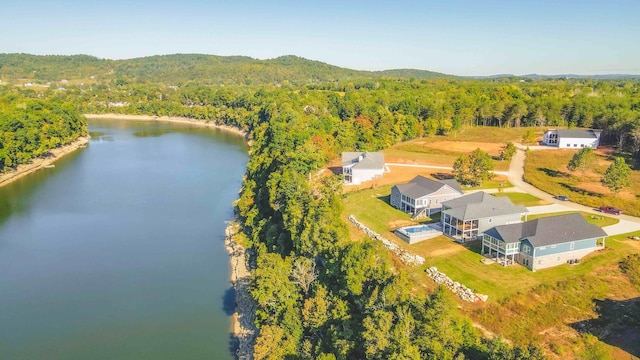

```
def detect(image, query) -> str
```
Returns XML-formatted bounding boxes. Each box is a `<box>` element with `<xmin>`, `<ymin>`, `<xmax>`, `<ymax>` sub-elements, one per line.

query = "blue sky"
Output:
<box><xmin>1</xmin><ymin>0</ymin><xmax>639</xmax><ymax>76</ymax></box>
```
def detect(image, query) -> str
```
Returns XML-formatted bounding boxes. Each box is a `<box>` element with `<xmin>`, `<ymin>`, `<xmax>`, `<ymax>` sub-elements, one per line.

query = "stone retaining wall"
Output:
<box><xmin>348</xmin><ymin>215</ymin><xmax>425</xmax><ymax>266</ymax></box>
<box><xmin>426</xmin><ymin>266</ymin><xmax>488</xmax><ymax>303</ymax></box>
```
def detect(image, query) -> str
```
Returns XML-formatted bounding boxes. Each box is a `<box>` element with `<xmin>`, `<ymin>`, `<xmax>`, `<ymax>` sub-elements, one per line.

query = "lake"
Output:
<box><xmin>0</xmin><ymin>118</ymin><xmax>248</xmax><ymax>359</ymax></box>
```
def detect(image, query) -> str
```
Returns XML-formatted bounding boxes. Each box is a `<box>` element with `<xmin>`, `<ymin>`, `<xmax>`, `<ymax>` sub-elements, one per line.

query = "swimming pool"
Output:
<box><xmin>395</xmin><ymin>224</ymin><xmax>441</xmax><ymax>244</ymax></box>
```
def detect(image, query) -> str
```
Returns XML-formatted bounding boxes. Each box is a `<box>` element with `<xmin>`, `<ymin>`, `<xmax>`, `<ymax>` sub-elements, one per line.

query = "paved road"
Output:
<box><xmin>508</xmin><ymin>147</ymin><xmax>640</xmax><ymax>235</ymax></box>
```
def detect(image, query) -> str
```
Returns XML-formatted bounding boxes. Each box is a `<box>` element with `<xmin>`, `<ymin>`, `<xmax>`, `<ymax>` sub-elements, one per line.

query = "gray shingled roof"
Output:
<box><xmin>556</xmin><ymin>129</ymin><xmax>599</xmax><ymax>139</ymax></box>
<box><xmin>485</xmin><ymin>213</ymin><xmax>607</xmax><ymax>247</ymax></box>
<box><xmin>342</xmin><ymin>152</ymin><xmax>385</xmax><ymax>170</ymax></box>
<box><xmin>442</xmin><ymin>191</ymin><xmax>527</xmax><ymax>220</ymax></box>
<box><xmin>440</xmin><ymin>179</ymin><xmax>463</xmax><ymax>193</ymax></box>
<box><xmin>393</xmin><ymin>176</ymin><xmax>463</xmax><ymax>199</ymax></box>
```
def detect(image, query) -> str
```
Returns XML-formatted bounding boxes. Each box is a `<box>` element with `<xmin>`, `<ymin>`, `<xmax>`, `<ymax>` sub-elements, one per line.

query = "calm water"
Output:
<box><xmin>0</xmin><ymin>119</ymin><xmax>248</xmax><ymax>359</ymax></box>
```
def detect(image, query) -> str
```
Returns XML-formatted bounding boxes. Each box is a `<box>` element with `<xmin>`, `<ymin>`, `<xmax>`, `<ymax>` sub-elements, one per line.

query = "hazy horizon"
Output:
<box><xmin>2</xmin><ymin>0</ymin><xmax>639</xmax><ymax>77</ymax></box>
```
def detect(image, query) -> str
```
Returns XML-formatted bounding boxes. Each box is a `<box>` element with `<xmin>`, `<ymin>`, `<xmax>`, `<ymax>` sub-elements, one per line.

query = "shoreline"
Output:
<box><xmin>0</xmin><ymin>135</ymin><xmax>91</xmax><ymax>189</ymax></box>
<box><xmin>83</xmin><ymin>113</ymin><xmax>249</xmax><ymax>140</ymax></box>
<box><xmin>224</xmin><ymin>221</ymin><xmax>257</xmax><ymax>360</ymax></box>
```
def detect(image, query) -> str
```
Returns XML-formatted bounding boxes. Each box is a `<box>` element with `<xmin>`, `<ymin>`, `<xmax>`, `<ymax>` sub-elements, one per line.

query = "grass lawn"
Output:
<box><xmin>438</xmin><ymin>126</ymin><xmax>541</xmax><ymax>144</ymax></box>
<box><xmin>525</xmin><ymin>211</ymin><xmax>620</xmax><ymax>227</ymax></box>
<box><xmin>524</xmin><ymin>149</ymin><xmax>640</xmax><ymax>216</ymax></box>
<box><xmin>493</xmin><ymin>191</ymin><xmax>548</xmax><ymax>206</ymax></box>
<box><xmin>343</xmin><ymin>186</ymin><xmax>624</xmax><ymax>302</ymax></box>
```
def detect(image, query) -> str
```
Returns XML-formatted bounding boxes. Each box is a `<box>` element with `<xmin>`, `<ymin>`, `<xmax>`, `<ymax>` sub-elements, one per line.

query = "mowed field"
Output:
<box><xmin>524</xmin><ymin>147</ymin><xmax>640</xmax><ymax>216</ymax></box>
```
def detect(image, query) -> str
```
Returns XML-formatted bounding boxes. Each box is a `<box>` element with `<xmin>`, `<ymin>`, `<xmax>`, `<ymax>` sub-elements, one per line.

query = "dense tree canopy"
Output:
<box><xmin>0</xmin><ymin>87</ymin><xmax>87</xmax><ymax>172</ymax></box>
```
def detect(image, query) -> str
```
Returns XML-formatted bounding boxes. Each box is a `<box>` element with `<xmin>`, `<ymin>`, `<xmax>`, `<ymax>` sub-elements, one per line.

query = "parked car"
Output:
<box><xmin>555</xmin><ymin>195</ymin><xmax>569</xmax><ymax>201</ymax></box>
<box><xmin>599</xmin><ymin>206</ymin><xmax>622</xmax><ymax>215</ymax></box>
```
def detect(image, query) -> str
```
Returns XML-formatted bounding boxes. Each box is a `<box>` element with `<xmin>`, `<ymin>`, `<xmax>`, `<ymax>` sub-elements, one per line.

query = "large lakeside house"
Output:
<box><xmin>542</xmin><ymin>129</ymin><xmax>602</xmax><ymax>149</ymax></box>
<box><xmin>390</xmin><ymin>176</ymin><xmax>463</xmax><ymax>218</ymax></box>
<box><xmin>441</xmin><ymin>192</ymin><xmax>528</xmax><ymax>243</ymax></box>
<box><xmin>342</xmin><ymin>152</ymin><xmax>385</xmax><ymax>185</ymax></box>
<box><xmin>481</xmin><ymin>213</ymin><xmax>607</xmax><ymax>271</ymax></box>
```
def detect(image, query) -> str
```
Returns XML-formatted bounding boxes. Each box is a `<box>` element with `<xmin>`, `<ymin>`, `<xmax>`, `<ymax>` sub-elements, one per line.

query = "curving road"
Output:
<box><xmin>508</xmin><ymin>147</ymin><xmax>640</xmax><ymax>236</ymax></box>
<box><xmin>385</xmin><ymin>147</ymin><xmax>640</xmax><ymax>236</ymax></box>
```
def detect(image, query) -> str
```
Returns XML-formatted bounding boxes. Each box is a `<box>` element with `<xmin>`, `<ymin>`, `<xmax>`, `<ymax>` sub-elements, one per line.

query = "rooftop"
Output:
<box><xmin>484</xmin><ymin>213</ymin><xmax>607</xmax><ymax>247</ymax></box>
<box><xmin>342</xmin><ymin>152</ymin><xmax>385</xmax><ymax>170</ymax></box>
<box><xmin>393</xmin><ymin>175</ymin><xmax>463</xmax><ymax>199</ymax></box>
<box><xmin>442</xmin><ymin>191</ymin><xmax>528</xmax><ymax>220</ymax></box>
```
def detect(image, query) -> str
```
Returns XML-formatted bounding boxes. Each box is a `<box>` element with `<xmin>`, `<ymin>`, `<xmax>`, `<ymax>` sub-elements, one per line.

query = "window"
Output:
<box><xmin>570</xmin><ymin>242</ymin><xmax>575</xmax><ymax>250</ymax></box>
<box><xmin>488</xmin><ymin>218</ymin><xmax>492</xmax><ymax>223</ymax></box>
<box><xmin>522</xmin><ymin>244</ymin><xmax>531</xmax><ymax>254</ymax></box>
<box><xmin>574</xmin><ymin>144</ymin><xmax>578</xmax><ymax>147</ymax></box>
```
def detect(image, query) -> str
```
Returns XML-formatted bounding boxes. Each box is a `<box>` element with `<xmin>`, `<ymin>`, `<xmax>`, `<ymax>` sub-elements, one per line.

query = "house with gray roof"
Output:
<box><xmin>441</xmin><ymin>192</ymin><xmax>528</xmax><ymax>242</ymax></box>
<box><xmin>390</xmin><ymin>175</ymin><xmax>463</xmax><ymax>217</ymax></box>
<box><xmin>342</xmin><ymin>152</ymin><xmax>385</xmax><ymax>185</ymax></box>
<box><xmin>482</xmin><ymin>213</ymin><xmax>606</xmax><ymax>271</ymax></box>
<box><xmin>542</xmin><ymin>129</ymin><xmax>602</xmax><ymax>149</ymax></box>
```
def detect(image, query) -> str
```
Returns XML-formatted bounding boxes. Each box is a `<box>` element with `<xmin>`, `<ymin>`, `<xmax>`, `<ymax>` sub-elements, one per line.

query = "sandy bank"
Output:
<box><xmin>0</xmin><ymin>135</ymin><xmax>91</xmax><ymax>189</ymax></box>
<box><xmin>225</xmin><ymin>222</ymin><xmax>257</xmax><ymax>360</ymax></box>
<box><xmin>83</xmin><ymin>114</ymin><xmax>249</xmax><ymax>139</ymax></box>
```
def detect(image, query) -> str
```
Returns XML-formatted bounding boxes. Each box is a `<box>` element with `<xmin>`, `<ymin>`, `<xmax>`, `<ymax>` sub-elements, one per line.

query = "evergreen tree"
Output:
<box><xmin>602</xmin><ymin>157</ymin><xmax>632</xmax><ymax>194</ymax></box>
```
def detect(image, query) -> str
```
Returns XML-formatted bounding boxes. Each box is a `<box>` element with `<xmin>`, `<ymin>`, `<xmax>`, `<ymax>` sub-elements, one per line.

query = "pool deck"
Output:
<box><xmin>395</xmin><ymin>224</ymin><xmax>442</xmax><ymax>244</ymax></box>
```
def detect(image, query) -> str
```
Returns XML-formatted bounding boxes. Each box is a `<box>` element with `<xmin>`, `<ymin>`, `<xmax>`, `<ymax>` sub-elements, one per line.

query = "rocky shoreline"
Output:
<box><xmin>225</xmin><ymin>221</ymin><xmax>257</xmax><ymax>360</ymax></box>
<box><xmin>0</xmin><ymin>135</ymin><xmax>91</xmax><ymax>188</ymax></box>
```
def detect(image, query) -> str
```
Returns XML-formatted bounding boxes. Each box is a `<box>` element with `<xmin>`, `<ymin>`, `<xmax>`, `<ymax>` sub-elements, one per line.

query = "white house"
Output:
<box><xmin>390</xmin><ymin>176</ymin><xmax>463</xmax><ymax>217</ymax></box>
<box><xmin>342</xmin><ymin>152</ymin><xmax>385</xmax><ymax>185</ymax></box>
<box><xmin>542</xmin><ymin>129</ymin><xmax>602</xmax><ymax>149</ymax></box>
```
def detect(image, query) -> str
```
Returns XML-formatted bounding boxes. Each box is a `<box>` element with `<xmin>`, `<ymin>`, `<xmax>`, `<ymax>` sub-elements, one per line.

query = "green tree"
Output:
<box><xmin>567</xmin><ymin>147</ymin><xmax>596</xmax><ymax>180</ymax></box>
<box><xmin>602</xmin><ymin>157</ymin><xmax>632</xmax><ymax>194</ymax></box>
<box><xmin>500</xmin><ymin>142</ymin><xmax>517</xmax><ymax>161</ymax></box>
<box><xmin>453</xmin><ymin>148</ymin><xmax>495</xmax><ymax>186</ymax></box>
<box><xmin>522</xmin><ymin>128</ymin><xmax>537</xmax><ymax>145</ymax></box>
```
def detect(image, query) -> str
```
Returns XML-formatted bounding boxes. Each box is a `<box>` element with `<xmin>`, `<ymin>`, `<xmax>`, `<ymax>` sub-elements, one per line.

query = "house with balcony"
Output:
<box><xmin>542</xmin><ymin>129</ymin><xmax>602</xmax><ymax>149</ymax></box>
<box><xmin>390</xmin><ymin>176</ymin><xmax>463</xmax><ymax>218</ymax></box>
<box><xmin>342</xmin><ymin>152</ymin><xmax>385</xmax><ymax>185</ymax></box>
<box><xmin>482</xmin><ymin>213</ymin><xmax>607</xmax><ymax>271</ymax></box>
<box><xmin>441</xmin><ymin>192</ymin><xmax>527</xmax><ymax>242</ymax></box>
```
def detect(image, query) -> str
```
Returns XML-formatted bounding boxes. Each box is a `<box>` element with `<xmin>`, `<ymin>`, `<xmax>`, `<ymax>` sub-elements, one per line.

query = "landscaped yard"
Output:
<box><xmin>493</xmin><ymin>191</ymin><xmax>549</xmax><ymax>206</ymax></box>
<box><xmin>342</xmin><ymin>178</ymin><xmax>640</xmax><ymax>358</ymax></box>
<box><xmin>524</xmin><ymin>148</ymin><xmax>640</xmax><ymax>216</ymax></box>
<box><xmin>342</xmin><ymin>185</ymin><xmax>625</xmax><ymax>302</ymax></box>
<box><xmin>525</xmin><ymin>210</ymin><xmax>620</xmax><ymax>227</ymax></box>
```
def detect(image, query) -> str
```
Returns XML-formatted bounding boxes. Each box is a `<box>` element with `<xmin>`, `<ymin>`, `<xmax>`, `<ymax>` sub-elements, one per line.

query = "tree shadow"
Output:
<box><xmin>559</xmin><ymin>183</ymin><xmax>604</xmax><ymax>198</ymax></box>
<box><xmin>570</xmin><ymin>297</ymin><xmax>640</xmax><ymax>358</ymax></box>
<box><xmin>538</xmin><ymin>167</ymin><xmax>571</xmax><ymax>178</ymax></box>
<box><xmin>432</xmin><ymin>172</ymin><xmax>455</xmax><ymax>180</ymax></box>
<box><xmin>222</xmin><ymin>287</ymin><xmax>235</xmax><ymax>316</ymax></box>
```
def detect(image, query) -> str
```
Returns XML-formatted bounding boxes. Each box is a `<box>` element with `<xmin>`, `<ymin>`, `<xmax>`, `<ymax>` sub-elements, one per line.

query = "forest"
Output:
<box><xmin>0</xmin><ymin>86</ymin><xmax>86</xmax><ymax>173</ymax></box>
<box><xmin>1</xmin><ymin>54</ymin><xmax>640</xmax><ymax>358</ymax></box>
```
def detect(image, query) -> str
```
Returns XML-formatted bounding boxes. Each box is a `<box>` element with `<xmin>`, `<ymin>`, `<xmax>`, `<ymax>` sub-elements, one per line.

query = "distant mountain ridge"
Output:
<box><xmin>1</xmin><ymin>53</ymin><xmax>637</xmax><ymax>85</ymax></box>
<box><xmin>0</xmin><ymin>53</ymin><xmax>451</xmax><ymax>86</ymax></box>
